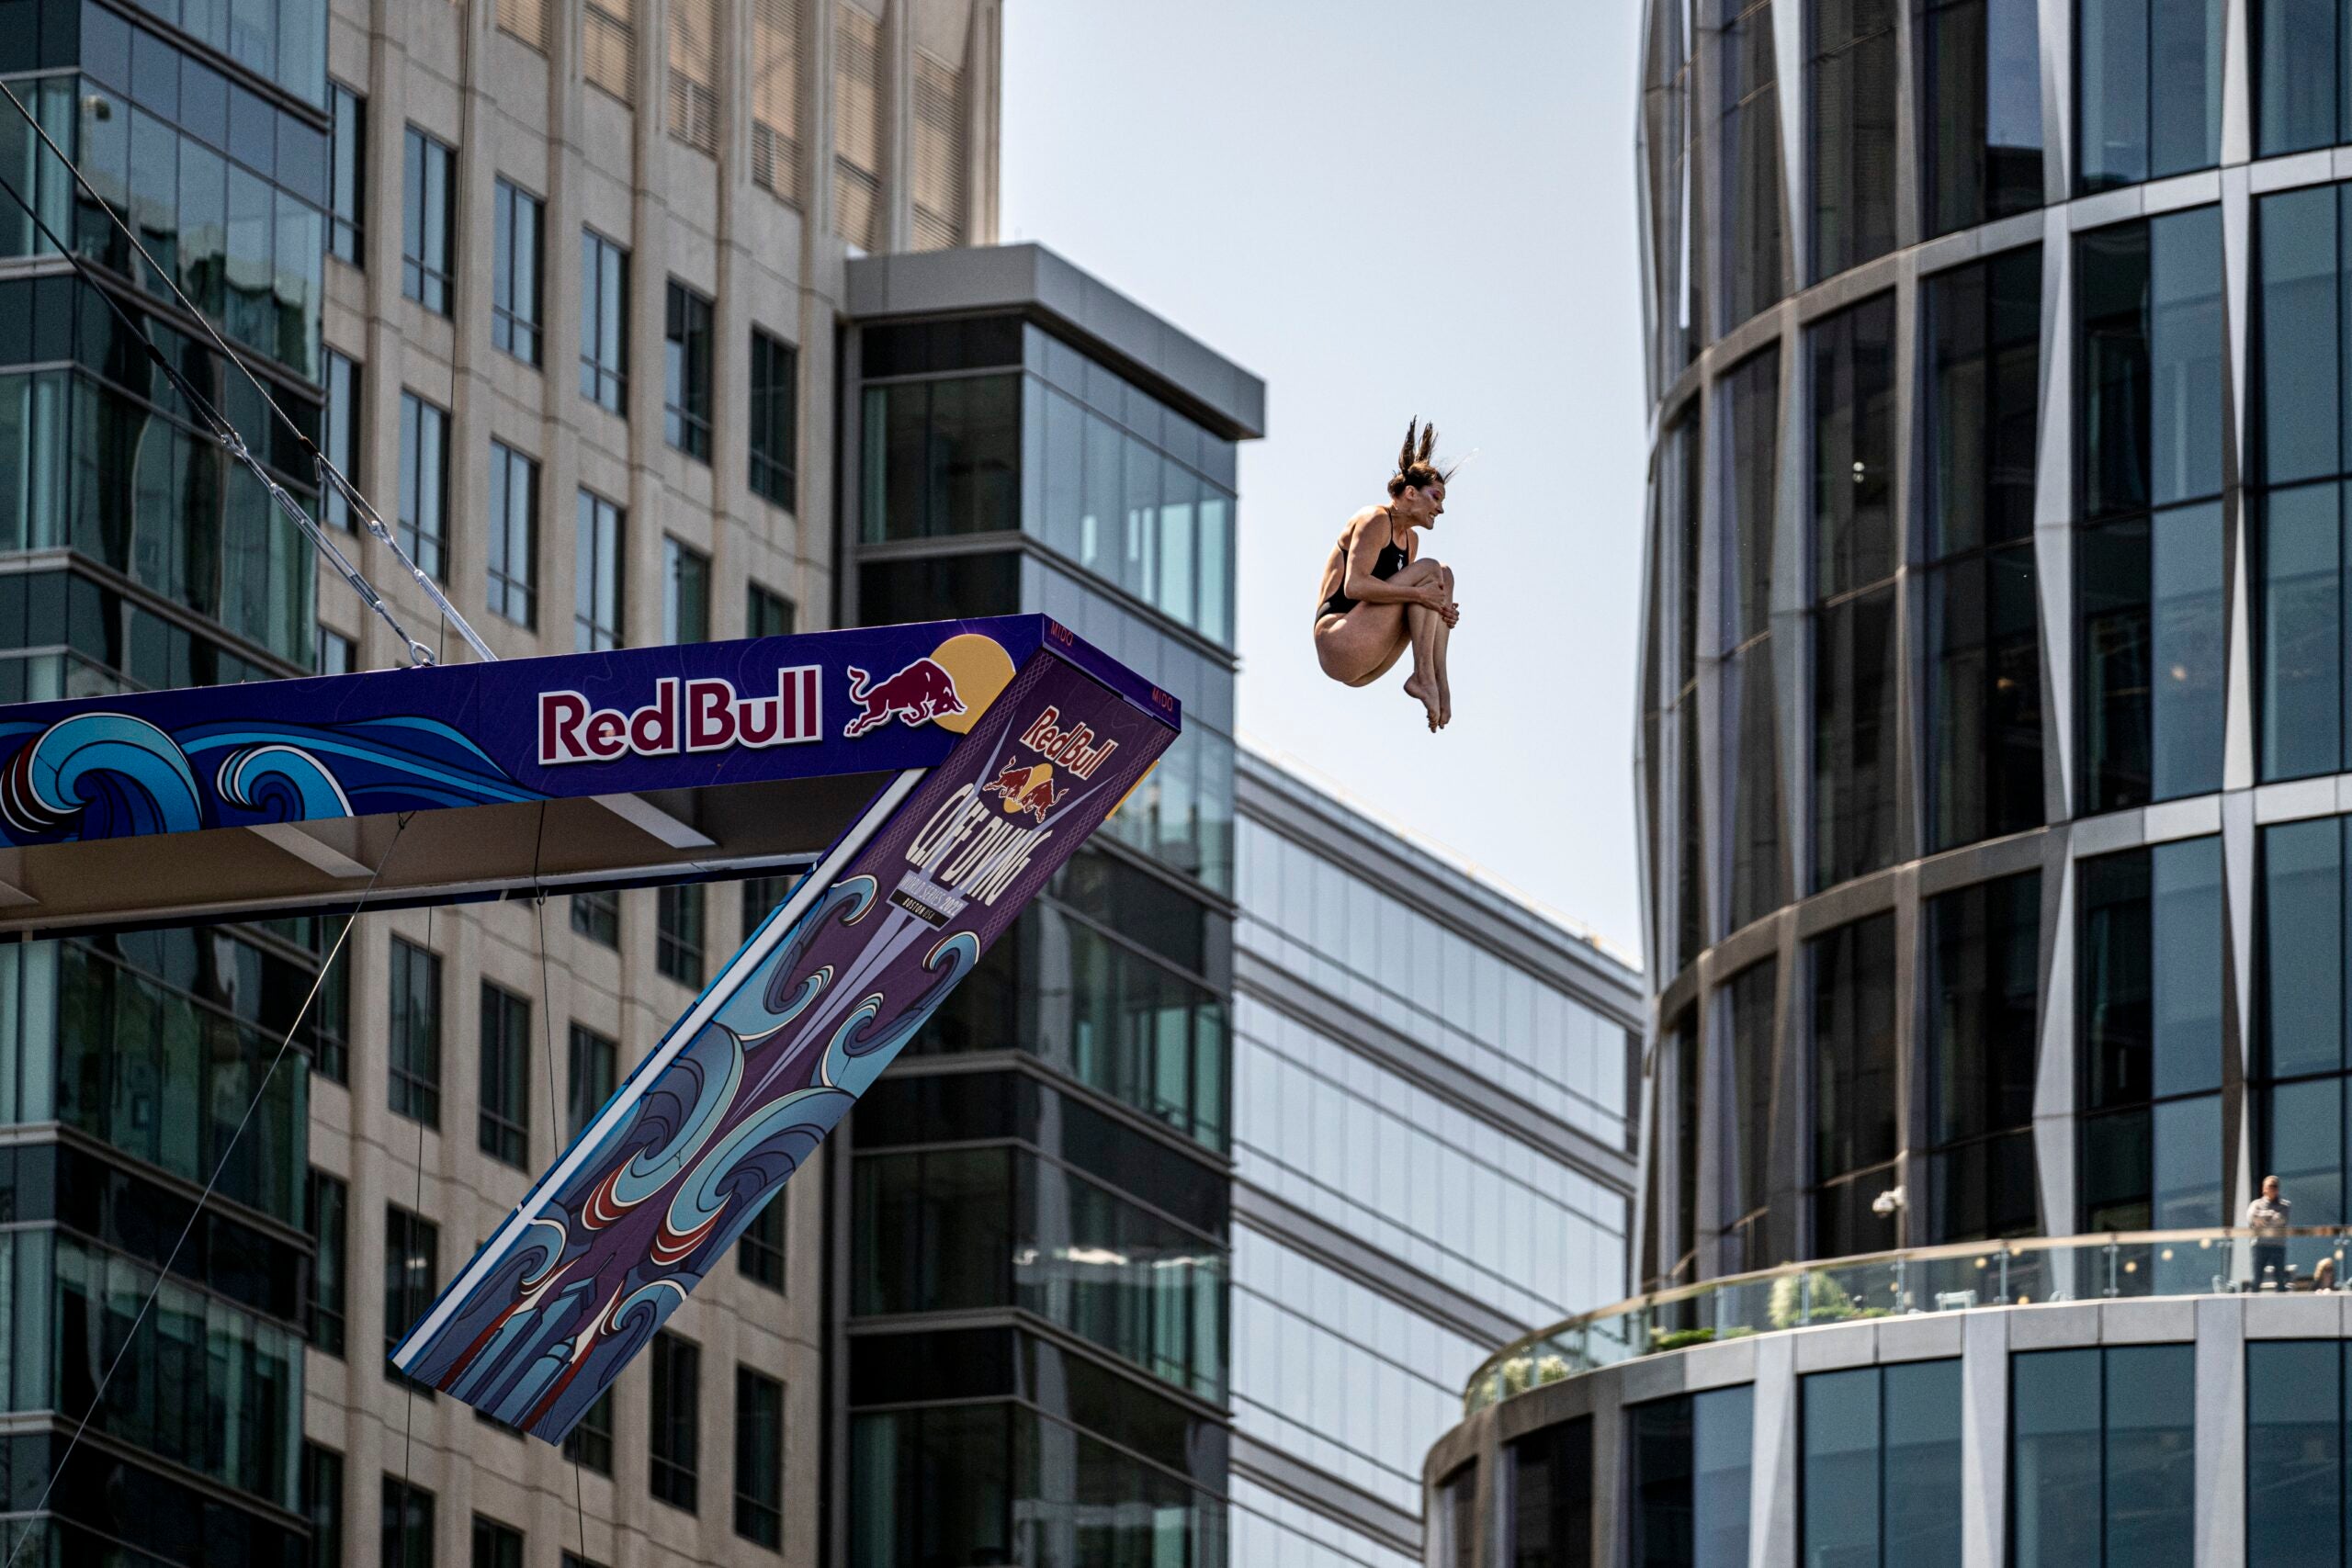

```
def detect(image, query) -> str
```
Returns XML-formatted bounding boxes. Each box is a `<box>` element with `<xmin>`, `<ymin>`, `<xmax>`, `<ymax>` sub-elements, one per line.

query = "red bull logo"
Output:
<box><xmin>982</xmin><ymin>761</ymin><xmax>1068</xmax><ymax>825</ymax></box>
<box><xmin>843</xmin><ymin>659</ymin><xmax>966</xmax><ymax>739</ymax></box>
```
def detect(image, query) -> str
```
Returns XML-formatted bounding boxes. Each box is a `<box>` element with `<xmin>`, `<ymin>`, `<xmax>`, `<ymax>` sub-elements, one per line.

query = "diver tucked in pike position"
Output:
<box><xmin>1313</xmin><ymin>420</ymin><xmax>1461</xmax><ymax>732</ymax></box>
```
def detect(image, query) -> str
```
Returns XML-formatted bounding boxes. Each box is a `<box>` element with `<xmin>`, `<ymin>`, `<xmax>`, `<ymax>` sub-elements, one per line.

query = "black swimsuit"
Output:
<box><xmin>1319</xmin><ymin>522</ymin><xmax>1408</xmax><ymax>619</ymax></box>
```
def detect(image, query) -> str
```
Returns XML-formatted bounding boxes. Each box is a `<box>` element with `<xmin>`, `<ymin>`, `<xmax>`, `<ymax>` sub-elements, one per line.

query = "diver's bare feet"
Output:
<box><xmin>1404</xmin><ymin>672</ymin><xmax>1442</xmax><ymax>732</ymax></box>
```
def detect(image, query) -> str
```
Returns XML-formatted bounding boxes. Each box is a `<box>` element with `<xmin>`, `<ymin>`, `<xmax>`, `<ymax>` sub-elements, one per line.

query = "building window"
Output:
<box><xmin>317</xmin><ymin>626</ymin><xmax>355</xmax><ymax>677</ymax></box>
<box><xmin>398</xmin><ymin>392</ymin><xmax>450</xmax><ymax>584</ymax></box>
<box><xmin>734</xmin><ymin>1366</ymin><xmax>785</xmax><ymax>1549</ymax></box>
<box><xmin>307</xmin><ymin>1168</ymin><xmax>347</xmax><ymax>1355</ymax></box>
<box><xmin>747</xmin><ymin>581</ymin><xmax>796</xmax><ymax>638</ymax></box>
<box><xmin>1918</xmin><ymin>0</ymin><xmax>2042</xmax><ymax>237</ymax></box>
<box><xmin>738</xmin><ymin>1198</ymin><xmax>786</xmax><ymax>1289</ymax></box>
<box><xmin>860</xmin><ymin>376</ymin><xmax>1022</xmax><ymax>541</ymax></box>
<box><xmin>329</xmin><ymin>84</ymin><xmax>365</xmax><ymax>265</ymax></box>
<box><xmin>388</xmin><ymin>936</ymin><xmax>443</xmax><ymax>1127</ymax></box>
<box><xmin>750</xmin><ymin>329</ymin><xmax>798</xmax><ymax>508</ymax></box>
<box><xmin>1720</xmin><ymin>346</ymin><xmax>1783</xmax><ymax>932</ymax></box>
<box><xmin>1801</xmin><ymin>1361</ymin><xmax>1962</xmax><ymax>1568</ymax></box>
<box><xmin>650</xmin><ymin>1330</ymin><xmax>701</xmax><ymax>1512</ymax></box>
<box><xmin>571</xmin><ymin>888</ymin><xmax>620</xmax><ymax>948</ymax></box>
<box><xmin>1718</xmin><ymin>0</ymin><xmax>1787</xmax><ymax>333</ymax></box>
<box><xmin>497</xmin><ymin>0</ymin><xmax>552</xmax><ymax>50</ymax></box>
<box><xmin>2255</xmin><ymin>0</ymin><xmax>2346</xmax><ymax>155</ymax></box>
<box><xmin>1806</xmin><ymin>0</ymin><xmax>1895</xmax><ymax>283</ymax></box>
<box><xmin>576</xmin><ymin>491</ymin><xmax>625</xmax><ymax>651</ymax></box>
<box><xmin>669</xmin><ymin>0</ymin><xmax>720</xmax><ymax>152</ymax></box>
<box><xmin>658</xmin><ymin>884</ymin><xmax>706</xmax><ymax>987</ymax></box>
<box><xmin>2011</xmin><ymin>1345</ymin><xmax>2194</xmax><ymax>1563</ymax></box>
<box><xmin>1432</xmin><ymin>1464</ymin><xmax>1477</xmax><ymax>1568</ymax></box>
<box><xmin>2077</xmin><ymin>0</ymin><xmax>2222</xmax><ymax>191</ymax></box>
<box><xmin>564</xmin><ymin>1391</ymin><xmax>616</xmax><ymax>1475</ymax></box>
<box><xmin>584</xmin><ymin>0</ymin><xmax>636</xmax><ymax>103</ymax></box>
<box><xmin>1630</xmin><ymin>1386</ymin><xmax>1753</xmax><ymax>1568</ymax></box>
<box><xmin>1923</xmin><ymin>248</ymin><xmax>2044</xmax><ymax>852</ymax></box>
<box><xmin>581</xmin><ymin>229</ymin><xmax>630</xmax><ymax>413</ymax></box>
<box><xmin>665</xmin><ymin>536</ymin><xmax>711</xmax><ymax>644</ymax></box>
<box><xmin>569</xmin><ymin>1023</ymin><xmax>617</xmax><ymax>1140</ymax></box>
<box><xmin>478</xmin><ymin>982</ymin><xmax>531</xmax><ymax>1169</ymax></box>
<box><xmin>322</xmin><ymin>349</ymin><xmax>361</xmax><ymax>531</ymax></box>
<box><xmin>2256</xmin><ymin>817</ymin><xmax>2352</xmax><ymax>1278</ymax></box>
<box><xmin>2256</xmin><ymin>183</ymin><xmax>2352</xmax><ymax>782</ymax></box>
<box><xmin>487</xmin><ymin>441</ymin><xmax>538</xmax><ymax>628</ymax></box>
<box><xmin>741</xmin><ymin>874</ymin><xmax>794</xmax><ymax>936</ymax></box>
<box><xmin>752</xmin><ymin>0</ymin><xmax>803</xmax><ymax>201</ymax></box>
<box><xmin>663</xmin><ymin>281</ymin><xmax>714</xmax><ymax>459</ymax></box>
<box><xmin>2078</xmin><ymin>839</ymin><xmax>2224</xmax><ymax>1254</ymax></box>
<box><xmin>834</xmin><ymin>0</ymin><xmax>886</xmax><ymax>248</ymax></box>
<box><xmin>1661</xmin><ymin>1009</ymin><xmax>1701</xmax><ymax>1286</ymax></box>
<box><xmin>470</xmin><ymin>1517</ymin><xmax>522</xmax><ymax>1568</ymax></box>
<box><xmin>1924</xmin><ymin>871</ymin><xmax>2041</xmax><ymax>1243</ymax></box>
<box><xmin>302</xmin><ymin>1442</ymin><xmax>343</xmax><ymax>1568</ymax></box>
<box><xmin>401</xmin><ymin>126</ymin><xmax>455</xmax><ymax>314</ymax></box>
<box><xmin>2078</xmin><ymin>209</ymin><xmax>2226</xmax><ymax>813</ymax></box>
<box><xmin>1807</xmin><ymin>913</ymin><xmax>1898</xmax><ymax>1259</ymax></box>
<box><xmin>492</xmin><ymin>179</ymin><xmax>544</xmax><ymax>367</ymax></box>
<box><xmin>384</xmin><ymin>1203</ymin><xmax>439</xmax><ymax>1371</ymax></box>
<box><xmin>1661</xmin><ymin>411</ymin><xmax>1704</xmax><ymax>970</ymax></box>
<box><xmin>2246</xmin><ymin>1340</ymin><xmax>2352</xmax><ymax>1559</ymax></box>
<box><xmin>381</xmin><ymin>1477</ymin><xmax>435</xmax><ymax>1568</ymax></box>
<box><xmin>1720</xmin><ymin>959</ymin><xmax>1779</xmax><ymax>1270</ymax></box>
<box><xmin>1505</xmin><ymin>1417</ymin><xmax>1590</xmax><ymax>1567</ymax></box>
<box><xmin>1810</xmin><ymin>291</ymin><xmax>1898</xmax><ymax>892</ymax></box>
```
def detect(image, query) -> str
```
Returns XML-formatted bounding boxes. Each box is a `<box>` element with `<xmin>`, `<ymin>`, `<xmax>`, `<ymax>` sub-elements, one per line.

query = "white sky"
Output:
<box><xmin>1001</xmin><ymin>0</ymin><xmax>1654</xmax><ymax>963</ymax></box>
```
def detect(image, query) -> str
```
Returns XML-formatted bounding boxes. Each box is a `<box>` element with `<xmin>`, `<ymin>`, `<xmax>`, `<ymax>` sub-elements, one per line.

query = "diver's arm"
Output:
<box><xmin>1340</xmin><ymin>514</ymin><xmax>1444</xmax><ymax>608</ymax></box>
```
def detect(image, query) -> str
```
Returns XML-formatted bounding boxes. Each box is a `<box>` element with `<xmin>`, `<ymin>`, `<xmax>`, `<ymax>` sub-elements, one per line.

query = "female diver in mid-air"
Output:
<box><xmin>1314</xmin><ymin>419</ymin><xmax>1460</xmax><ymax>731</ymax></box>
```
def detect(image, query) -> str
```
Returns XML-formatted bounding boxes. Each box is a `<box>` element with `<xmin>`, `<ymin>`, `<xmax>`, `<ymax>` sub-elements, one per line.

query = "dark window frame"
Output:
<box><xmin>750</xmin><ymin>327</ymin><xmax>798</xmax><ymax>509</ymax></box>
<box><xmin>388</xmin><ymin>935</ymin><xmax>444</xmax><ymax>1127</ymax></box>
<box><xmin>397</xmin><ymin>389</ymin><xmax>450</xmax><ymax>584</ymax></box>
<box><xmin>328</xmin><ymin>83</ymin><xmax>366</xmax><ymax>265</ymax></box>
<box><xmin>650</xmin><ymin>1330</ymin><xmax>702</xmax><ymax>1513</ymax></box>
<box><xmin>306</xmin><ymin>1167</ymin><xmax>348</xmax><ymax>1355</ymax></box>
<box><xmin>580</xmin><ymin>228</ymin><xmax>630</xmax><ymax>414</ymax></box>
<box><xmin>734</xmin><ymin>1365</ymin><xmax>785</xmax><ymax>1549</ymax></box>
<box><xmin>492</xmin><ymin>176</ymin><xmax>545</xmax><ymax>367</ymax></box>
<box><xmin>478</xmin><ymin>980</ymin><xmax>531</xmax><ymax>1169</ymax></box>
<box><xmin>664</xmin><ymin>278</ymin><xmax>715</xmax><ymax>460</ymax></box>
<box><xmin>401</xmin><ymin>124</ymin><xmax>455</xmax><ymax>314</ymax></box>
<box><xmin>487</xmin><ymin>439</ymin><xmax>539</xmax><ymax>628</ymax></box>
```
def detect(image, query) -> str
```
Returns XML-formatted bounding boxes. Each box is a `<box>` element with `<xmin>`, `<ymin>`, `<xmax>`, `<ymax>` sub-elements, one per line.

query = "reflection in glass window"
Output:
<box><xmin>387</xmin><ymin>936</ymin><xmax>442</xmax><ymax>1127</ymax></box>
<box><xmin>307</xmin><ymin>1167</ymin><xmax>347</xmax><ymax>1355</ymax></box>
<box><xmin>303</xmin><ymin>1442</ymin><xmax>343</xmax><ymax>1568</ymax></box>
<box><xmin>1718</xmin><ymin>0</ymin><xmax>1786</xmax><ymax>332</ymax></box>
<box><xmin>1506</xmin><ymin>1417</ymin><xmax>1591</xmax><ymax>1568</ymax></box>
<box><xmin>322</xmin><ymin>348</ymin><xmax>361</xmax><ymax>531</ymax></box>
<box><xmin>2011</xmin><ymin>1346</ymin><xmax>2193</xmax><ymax>1567</ymax></box>
<box><xmin>1811</xmin><ymin>291</ymin><xmax>1896</xmax><ymax>602</ymax></box>
<box><xmin>2247</xmin><ymin>1340</ymin><xmax>2351</xmax><ymax>1562</ymax></box>
<box><xmin>2076</xmin><ymin>0</ymin><xmax>2222</xmax><ymax>191</ymax></box>
<box><xmin>1813</xmin><ymin>587</ymin><xmax>1899</xmax><ymax>890</ymax></box>
<box><xmin>1720</xmin><ymin>346</ymin><xmax>1783</xmax><ymax>930</ymax></box>
<box><xmin>492</xmin><ymin>178</ymin><xmax>543</xmax><ymax>366</ymax></box>
<box><xmin>1630</xmin><ymin>1386</ymin><xmax>1752</xmax><ymax>1568</ymax></box>
<box><xmin>568</xmin><ymin>1023</ymin><xmax>616</xmax><ymax>1140</ymax></box>
<box><xmin>750</xmin><ymin>328</ymin><xmax>798</xmax><ymax>509</ymax></box>
<box><xmin>2256</xmin><ymin>185</ymin><xmax>2352</xmax><ymax>781</ymax></box>
<box><xmin>1720</xmin><ymin>959</ymin><xmax>1779</xmax><ymax>1271</ymax></box>
<box><xmin>1806</xmin><ymin>0</ymin><xmax>1896</xmax><ymax>284</ymax></box>
<box><xmin>1923</xmin><ymin>248</ymin><xmax>2043</xmax><ymax>851</ymax></box>
<box><xmin>747</xmin><ymin>581</ymin><xmax>796</xmax><ymax>638</ymax></box>
<box><xmin>2256</xmin><ymin>818</ymin><xmax>2352</xmax><ymax>1259</ymax></box>
<box><xmin>1808</xmin><ymin>914</ymin><xmax>1898</xmax><ymax>1258</ymax></box>
<box><xmin>487</xmin><ymin>440</ymin><xmax>537</xmax><ymax>627</ymax></box>
<box><xmin>664</xmin><ymin>279</ymin><xmax>714</xmax><ymax>460</ymax></box>
<box><xmin>476</xmin><ymin>981</ymin><xmax>530</xmax><ymax>1169</ymax></box>
<box><xmin>2256</xmin><ymin>0</ymin><xmax>2352</xmax><ymax>155</ymax></box>
<box><xmin>401</xmin><ymin>125</ymin><xmax>454</xmax><ymax>314</ymax></box>
<box><xmin>575</xmin><ymin>490</ymin><xmax>625</xmax><ymax>651</ymax></box>
<box><xmin>328</xmin><ymin>83</ymin><xmax>364</xmax><ymax>265</ymax></box>
<box><xmin>1924</xmin><ymin>871</ymin><xmax>2041</xmax><ymax>1241</ymax></box>
<box><xmin>1802</xmin><ymin>1361</ymin><xmax>1962</xmax><ymax>1568</ymax></box>
<box><xmin>734</xmin><ymin>1366</ymin><xmax>785</xmax><ymax>1549</ymax></box>
<box><xmin>657</xmin><ymin>883</ymin><xmax>705</xmax><ymax>987</ymax></box>
<box><xmin>381</xmin><ymin>1477</ymin><xmax>435</xmax><ymax>1568</ymax></box>
<box><xmin>863</xmin><ymin>376</ymin><xmax>1021</xmax><ymax>540</ymax></box>
<box><xmin>2078</xmin><ymin>210</ymin><xmax>2226</xmax><ymax>811</ymax></box>
<box><xmin>580</xmin><ymin>229</ymin><xmax>629</xmax><ymax>413</ymax></box>
<box><xmin>649</xmin><ymin>1330</ymin><xmax>701</xmax><ymax>1512</ymax></box>
<box><xmin>1919</xmin><ymin>0</ymin><xmax>2042</xmax><ymax>237</ymax></box>
<box><xmin>383</xmin><ymin>1203</ymin><xmax>439</xmax><ymax>1369</ymax></box>
<box><xmin>664</xmin><ymin>536</ymin><xmax>710</xmax><ymax>644</ymax></box>
<box><xmin>396</xmin><ymin>391</ymin><xmax>448</xmax><ymax>583</ymax></box>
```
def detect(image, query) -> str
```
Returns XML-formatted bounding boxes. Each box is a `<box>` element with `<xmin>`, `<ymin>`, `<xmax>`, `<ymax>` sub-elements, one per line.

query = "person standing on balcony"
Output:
<box><xmin>2248</xmin><ymin>1174</ymin><xmax>2292</xmax><ymax>1289</ymax></box>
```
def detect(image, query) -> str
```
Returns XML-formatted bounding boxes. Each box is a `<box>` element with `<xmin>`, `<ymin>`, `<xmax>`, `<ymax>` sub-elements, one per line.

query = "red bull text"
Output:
<box><xmin>538</xmin><ymin>668</ymin><xmax>821</xmax><ymax>765</ymax></box>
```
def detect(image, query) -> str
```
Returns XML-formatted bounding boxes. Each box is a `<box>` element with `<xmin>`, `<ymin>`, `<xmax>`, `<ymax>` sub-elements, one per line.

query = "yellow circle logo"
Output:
<box><xmin>926</xmin><ymin>634</ymin><xmax>1016</xmax><ymax>733</ymax></box>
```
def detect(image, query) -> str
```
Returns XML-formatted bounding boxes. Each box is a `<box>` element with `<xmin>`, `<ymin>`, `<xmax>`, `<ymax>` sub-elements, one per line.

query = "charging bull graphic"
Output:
<box><xmin>843</xmin><ymin>658</ymin><xmax>966</xmax><ymax>739</ymax></box>
<box><xmin>982</xmin><ymin>761</ymin><xmax>1068</xmax><ymax>825</ymax></box>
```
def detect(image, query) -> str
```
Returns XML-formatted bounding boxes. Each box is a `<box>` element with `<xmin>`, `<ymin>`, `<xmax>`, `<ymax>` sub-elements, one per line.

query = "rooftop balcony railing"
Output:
<box><xmin>1464</xmin><ymin>1227</ymin><xmax>2352</xmax><ymax>1415</ymax></box>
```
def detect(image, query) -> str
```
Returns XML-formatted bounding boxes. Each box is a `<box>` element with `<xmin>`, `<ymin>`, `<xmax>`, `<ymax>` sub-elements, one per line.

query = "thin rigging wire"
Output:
<box><xmin>0</xmin><ymin>77</ymin><xmax>492</xmax><ymax>665</ymax></box>
<box><xmin>0</xmin><ymin>152</ymin><xmax>438</xmax><ymax>669</ymax></box>
<box><xmin>0</xmin><ymin>814</ymin><xmax>414</xmax><ymax>1568</ymax></box>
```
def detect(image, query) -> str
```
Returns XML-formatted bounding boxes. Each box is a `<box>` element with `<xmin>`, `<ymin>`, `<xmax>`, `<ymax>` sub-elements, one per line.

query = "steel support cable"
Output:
<box><xmin>0</xmin><ymin>77</ymin><xmax>493</xmax><ymax>665</ymax></box>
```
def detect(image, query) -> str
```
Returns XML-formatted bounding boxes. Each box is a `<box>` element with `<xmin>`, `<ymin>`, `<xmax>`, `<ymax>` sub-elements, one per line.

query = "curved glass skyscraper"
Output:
<box><xmin>1627</xmin><ymin>0</ymin><xmax>2301</xmax><ymax>1286</ymax></box>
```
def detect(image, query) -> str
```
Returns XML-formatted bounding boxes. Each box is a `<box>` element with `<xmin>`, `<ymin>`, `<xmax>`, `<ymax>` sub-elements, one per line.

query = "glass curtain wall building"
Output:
<box><xmin>1229</xmin><ymin>750</ymin><xmax>1641</xmax><ymax>1567</ymax></box>
<box><xmin>1630</xmin><ymin>0</ymin><xmax>2254</xmax><ymax>1290</ymax></box>
<box><xmin>0</xmin><ymin>0</ymin><xmax>1002</xmax><ymax>1566</ymax></box>
<box><xmin>837</xmin><ymin>243</ymin><xmax>1261</xmax><ymax>1568</ymax></box>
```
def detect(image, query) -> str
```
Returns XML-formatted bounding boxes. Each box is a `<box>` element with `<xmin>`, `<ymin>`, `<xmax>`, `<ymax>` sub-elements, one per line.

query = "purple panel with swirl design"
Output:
<box><xmin>388</xmin><ymin>645</ymin><xmax>1175</xmax><ymax>1440</ymax></box>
